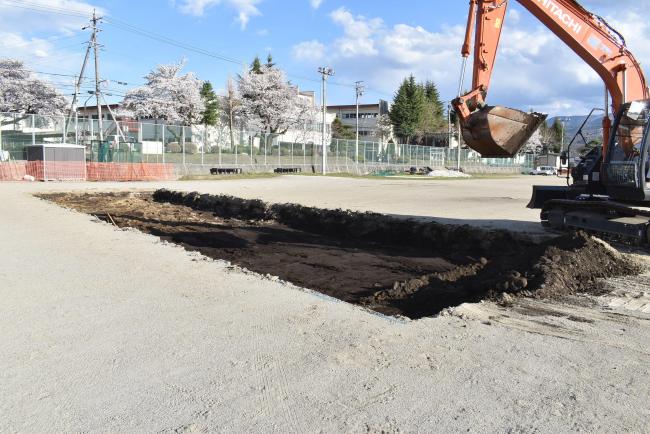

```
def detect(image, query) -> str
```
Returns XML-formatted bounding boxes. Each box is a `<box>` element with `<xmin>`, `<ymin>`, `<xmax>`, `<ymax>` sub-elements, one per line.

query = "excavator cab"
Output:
<box><xmin>603</xmin><ymin>100</ymin><xmax>650</xmax><ymax>202</ymax></box>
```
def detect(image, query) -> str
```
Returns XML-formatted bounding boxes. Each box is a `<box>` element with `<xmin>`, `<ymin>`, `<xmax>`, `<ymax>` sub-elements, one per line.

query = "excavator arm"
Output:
<box><xmin>453</xmin><ymin>0</ymin><xmax>649</xmax><ymax>158</ymax></box>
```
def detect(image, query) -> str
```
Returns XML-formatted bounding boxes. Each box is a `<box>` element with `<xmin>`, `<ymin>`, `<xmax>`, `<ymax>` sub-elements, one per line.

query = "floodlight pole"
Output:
<box><xmin>355</xmin><ymin>81</ymin><xmax>365</xmax><ymax>163</ymax></box>
<box><xmin>319</xmin><ymin>66</ymin><xmax>334</xmax><ymax>175</ymax></box>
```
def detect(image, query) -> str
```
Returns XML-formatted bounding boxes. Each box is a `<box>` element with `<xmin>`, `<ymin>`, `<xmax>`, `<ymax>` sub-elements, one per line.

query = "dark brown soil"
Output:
<box><xmin>39</xmin><ymin>190</ymin><xmax>642</xmax><ymax>319</ymax></box>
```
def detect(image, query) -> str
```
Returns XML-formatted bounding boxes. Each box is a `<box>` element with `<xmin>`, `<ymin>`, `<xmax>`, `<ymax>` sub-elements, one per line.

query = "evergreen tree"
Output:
<box><xmin>550</xmin><ymin>119</ymin><xmax>565</xmax><ymax>152</ymax></box>
<box><xmin>266</xmin><ymin>54</ymin><xmax>275</xmax><ymax>68</ymax></box>
<box><xmin>331</xmin><ymin>117</ymin><xmax>355</xmax><ymax>140</ymax></box>
<box><xmin>423</xmin><ymin>81</ymin><xmax>444</xmax><ymax>118</ymax></box>
<box><xmin>200</xmin><ymin>81</ymin><xmax>219</xmax><ymax>126</ymax></box>
<box><xmin>389</xmin><ymin>75</ymin><xmax>425</xmax><ymax>144</ymax></box>
<box><xmin>251</xmin><ymin>56</ymin><xmax>263</xmax><ymax>74</ymax></box>
<box><xmin>416</xmin><ymin>80</ymin><xmax>446</xmax><ymax>143</ymax></box>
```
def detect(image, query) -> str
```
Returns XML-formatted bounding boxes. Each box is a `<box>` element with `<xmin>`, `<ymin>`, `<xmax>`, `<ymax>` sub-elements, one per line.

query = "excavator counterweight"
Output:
<box><xmin>461</xmin><ymin>106</ymin><xmax>546</xmax><ymax>157</ymax></box>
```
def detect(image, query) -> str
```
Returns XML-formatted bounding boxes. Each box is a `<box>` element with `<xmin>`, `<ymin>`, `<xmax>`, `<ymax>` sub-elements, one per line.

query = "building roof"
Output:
<box><xmin>327</xmin><ymin>103</ymin><xmax>380</xmax><ymax>110</ymax></box>
<box><xmin>77</xmin><ymin>104</ymin><xmax>121</xmax><ymax>111</ymax></box>
<box><xmin>26</xmin><ymin>143</ymin><xmax>86</xmax><ymax>149</ymax></box>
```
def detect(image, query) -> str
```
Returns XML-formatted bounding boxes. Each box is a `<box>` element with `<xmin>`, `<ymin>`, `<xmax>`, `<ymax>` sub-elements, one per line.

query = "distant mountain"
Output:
<box><xmin>547</xmin><ymin>114</ymin><xmax>606</xmax><ymax>145</ymax></box>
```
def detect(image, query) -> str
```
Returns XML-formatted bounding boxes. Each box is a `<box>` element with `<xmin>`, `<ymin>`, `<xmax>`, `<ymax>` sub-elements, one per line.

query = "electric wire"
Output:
<box><xmin>0</xmin><ymin>0</ymin><xmax>394</xmax><ymax>99</ymax></box>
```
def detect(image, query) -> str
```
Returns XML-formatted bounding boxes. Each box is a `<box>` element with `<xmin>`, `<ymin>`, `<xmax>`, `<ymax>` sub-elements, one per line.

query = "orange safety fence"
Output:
<box><xmin>26</xmin><ymin>161</ymin><xmax>86</xmax><ymax>181</ymax></box>
<box><xmin>0</xmin><ymin>161</ymin><xmax>175</xmax><ymax>182</ymax></box>
<box><xmin>0</xmin><ymin>161</ymin><xmax>27</xmax><ymax>181</ymax></box>
<box><xmin>85</xmin><ymin>163</ymin><xmax>175</xmax><ymax>181</ymax></box>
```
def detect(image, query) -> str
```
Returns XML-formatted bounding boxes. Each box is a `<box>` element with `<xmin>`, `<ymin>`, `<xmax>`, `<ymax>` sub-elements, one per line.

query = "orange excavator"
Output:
<box><xmin>453</xmin><ymin>0</ymin><xmax>650</xmax><ymax>244</ymax></box>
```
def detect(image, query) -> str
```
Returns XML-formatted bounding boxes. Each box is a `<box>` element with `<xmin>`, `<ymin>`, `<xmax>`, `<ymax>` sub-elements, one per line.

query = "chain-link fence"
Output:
<box><xmin>0</xmin><ymin>112</ymin><xmax>536</xmax><ymax>175</ymax></box>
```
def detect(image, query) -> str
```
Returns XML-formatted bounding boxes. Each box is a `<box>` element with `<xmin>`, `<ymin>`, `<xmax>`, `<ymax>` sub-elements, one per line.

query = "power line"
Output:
<box><xmin>0</xmin><ymin>0</ymin><xmax>91</xmax><ymax>18</ymax></box>
<box><xmin>0</xmin><ymin>33</ymin><xmax>86</xmax><ymax>50</ymax></box>
<box><xmin>0</xmin><ymin>0</ymin><xmax>394</xmax><ymax>99</ymax></box>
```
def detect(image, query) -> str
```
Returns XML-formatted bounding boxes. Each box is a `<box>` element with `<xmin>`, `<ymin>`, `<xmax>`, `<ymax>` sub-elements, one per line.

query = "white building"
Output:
<box><xmin>327</xmin><ymin>100</ymin><xmax>390</xmax><ymax>139</ymax></box>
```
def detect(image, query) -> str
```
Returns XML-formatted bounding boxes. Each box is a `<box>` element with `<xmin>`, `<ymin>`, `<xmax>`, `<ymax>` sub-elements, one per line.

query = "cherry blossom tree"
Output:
<box><xmin>122</xmin><ymin>60</ymin><xmax>205</xmax><ymax>126</ymax></box>
<box><xmin>237</xmin><ymin>64</ymin><xmax>313</xmax><ymax>135</ymax></box>
<box><xmin>0</xmin><ymin>59</ymin><xmax>67</xmax><ymax>115</ymax></box>
<box><xmin>376</xmin><ymin>114</ymin><xmax>393</xmax><ymax>144</ymax></box>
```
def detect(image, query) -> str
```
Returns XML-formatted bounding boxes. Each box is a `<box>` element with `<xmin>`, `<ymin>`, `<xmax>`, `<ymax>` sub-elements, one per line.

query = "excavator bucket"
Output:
<box><xmin>461</xmin><ymin>106</ymin><xmax>547</xmax><ymax>157</ymax></box>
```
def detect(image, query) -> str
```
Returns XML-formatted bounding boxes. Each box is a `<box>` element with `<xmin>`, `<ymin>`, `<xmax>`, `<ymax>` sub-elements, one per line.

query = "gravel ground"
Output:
<box><xmin>1</xmin><ymin>176</ymin><xmax>649</xmax><ymax>433</ymax></box>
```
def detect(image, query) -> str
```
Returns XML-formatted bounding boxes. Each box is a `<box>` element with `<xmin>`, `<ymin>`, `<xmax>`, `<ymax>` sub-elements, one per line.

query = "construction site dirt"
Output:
<box><xmin>40</xmin><ymin>190</ymin><xmax>642</xmax><ymax>319</ymax></box>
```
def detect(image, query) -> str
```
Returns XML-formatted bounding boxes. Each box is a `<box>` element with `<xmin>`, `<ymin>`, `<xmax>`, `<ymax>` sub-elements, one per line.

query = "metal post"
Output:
<box><xmin>201</xmin><ymin>127</ymin><xmax>205</xmax><ymax>166</ymax></box>
<box><xmin>335</xmin><ymin>139</ymin><xmax>339</xmax><ymax>171</ymax></box>
<box><xmin>387</xmin><ymin>142</ymin><xmax>390</xmax><ymax>167</ymax></box>
<box><xmin>318</xmin><ymin>66</ymin><xmax>334</xmax><ymax>174</ymax></box>
<box><xmin>161</xmin><ymin>124</ymin><xmax>165</xmax><ymax>164</ymax></box>
<box><xmin>182</xmin><ymin>126</ymin><xmax>186</xmax><ymax>167</ymax></box>
<box><xmin>74</xmin><ymin>111</ymin><xmax>79</xmax><ymax>146</ymax></box>
<box><xmin>374</xmin><ymin>142</ymin><xmax>378</xmax><ymax>168</ymax></box>
<box><xmin>355</xmin><ymin>81</ymin><xmax>364</xmax><ymax>163</ymax></box>
<box><xmin>448</xmin><ymin>103</ymin><xmax>452</xmax><ymax>150</ymax></box>
<box><xmin>457</xmin><ymin>119</ymin><xmax>462</xmax><ymax>171</ymax></box>
<box><xmin>31</xmin><ymin>114</ymin><xmax>36</xmax><ymax>146</ymax></box>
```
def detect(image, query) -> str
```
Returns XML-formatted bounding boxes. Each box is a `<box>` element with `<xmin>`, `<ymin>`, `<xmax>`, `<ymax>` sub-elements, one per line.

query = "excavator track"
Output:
<box><xmin>541</xmin><ymin>199</ymin><xmax>650</xmax><ymax>245</ymax></box>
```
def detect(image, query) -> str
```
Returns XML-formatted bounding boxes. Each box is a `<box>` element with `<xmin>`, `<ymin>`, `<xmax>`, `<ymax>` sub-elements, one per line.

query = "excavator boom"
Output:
<box><xmin>453</xmin><ymin>0</ymin><xmax>649</xmax><ymax>158</ymax></box>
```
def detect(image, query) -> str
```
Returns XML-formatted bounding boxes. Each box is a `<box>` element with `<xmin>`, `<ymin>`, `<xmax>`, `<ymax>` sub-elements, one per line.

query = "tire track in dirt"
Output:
<box><xmin>251</xmin><ymin>314</ymin><xmax>306</xmax><ymax>433</ymax></box>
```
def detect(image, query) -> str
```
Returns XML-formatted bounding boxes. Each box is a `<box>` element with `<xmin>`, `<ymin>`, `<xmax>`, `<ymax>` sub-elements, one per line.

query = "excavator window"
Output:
<box><xmin>609</xmin><ymin>102</ymin><xmax>649</xmax><ymax>178</ymax></box>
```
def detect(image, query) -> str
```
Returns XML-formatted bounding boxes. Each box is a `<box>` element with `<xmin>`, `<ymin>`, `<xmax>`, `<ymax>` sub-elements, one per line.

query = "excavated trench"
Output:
<box><xmin>40</xmin><ymin>190</ymin><xmax>641</xmax><ymax>319</ymax></box>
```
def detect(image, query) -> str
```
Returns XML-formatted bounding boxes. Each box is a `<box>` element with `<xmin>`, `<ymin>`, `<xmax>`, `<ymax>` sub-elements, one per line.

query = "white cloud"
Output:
<box><xmin>292</xmin><ymin>4</ymin><xmax>650</xmax><ymax>116</ymax></box>
<box><xmin>0</xmin><ymin>0</ymin><xmax>102</xmax><ymax>33</ymax></box>
<box><xmin>508</xmin><ymin>8</ymin><xmax>521</xmax><ymax>25</ymax></box>
<box><xmin>292</xmin><ymin>40</ymin><xmax>326</xmax><ymax>62</ymax></box>
<box><xmin>178</xmin><ymin>0</ymin><xmax>262</xmax><ymax>29</ymax></box>
<box><xmin>0</xmin><ymin>0</ymin><xmax>101</xmax><ymax>85</ymax></box>
<box><xmin>329</xmin><ymin>8</ymin><xmax>382</xmax><ymax>57</ymax></box>
<box><xmin>310</xmin><ymin>0</ymin><xmax>323</xmax><ymax>9</ymax></box>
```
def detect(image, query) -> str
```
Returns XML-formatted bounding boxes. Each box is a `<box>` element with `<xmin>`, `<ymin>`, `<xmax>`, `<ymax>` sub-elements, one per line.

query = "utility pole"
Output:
<box><xmin>66</xmin><ymin>18</ymin><xmax>94</xmax><ymax>138</ymax></box>
<box><xmin>354</xmin><ymin>81</ymin><xmax>365</xmax><ymax>163</ymax></box>
<box><xmin>91</xmin><ymin>10</ymin><xmax>104</xmax><ymax>141</ymax></box>
<box><xmin>318</xmin><ymin>66</ymin><xmax>334</xmax><ymax>175</ymax></box>
<box><xmin>227</xmin><ymin>76</ymin><xmax>236</xmax><ymax>152</ymax></box>
<box><xmin>447</xmin><ymin>103</ymin><xmax>452</xmax><ymax>151</ymax></box>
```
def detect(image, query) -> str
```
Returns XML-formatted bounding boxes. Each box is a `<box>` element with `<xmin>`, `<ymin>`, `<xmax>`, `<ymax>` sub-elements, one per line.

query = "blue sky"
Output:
<box><xmin>1</xmin><ymin>0</ymin><xmax>648</xmax><ymax>116</ymax></box>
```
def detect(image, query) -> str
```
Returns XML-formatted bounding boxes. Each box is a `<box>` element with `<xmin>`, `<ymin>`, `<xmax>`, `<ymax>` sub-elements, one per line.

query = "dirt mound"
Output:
<box><xmin>364</xmin><ymin>231</ymin><xmax>641</xmax><ymax>318</ymax></box>
<box><xmin>153</xmin><ymin>188</ymin><xmax>530</xmax><ymax>257</ymax></box>
<box><xmin>525</xmin><ymin>232</ymin><xmax>637</xmax><ymax>299</ymax></box>
<box><xmin>42</xmin><ymin>190</ymin><xmax>641</xmax><ymax>319</ymax></box>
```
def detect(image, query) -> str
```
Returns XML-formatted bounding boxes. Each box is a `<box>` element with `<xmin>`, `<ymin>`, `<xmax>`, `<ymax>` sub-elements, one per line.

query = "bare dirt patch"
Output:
<box><xmin>39</xmin><ymin>190</ymin><xmax>642</xmax><ymax>319</ymax></box>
